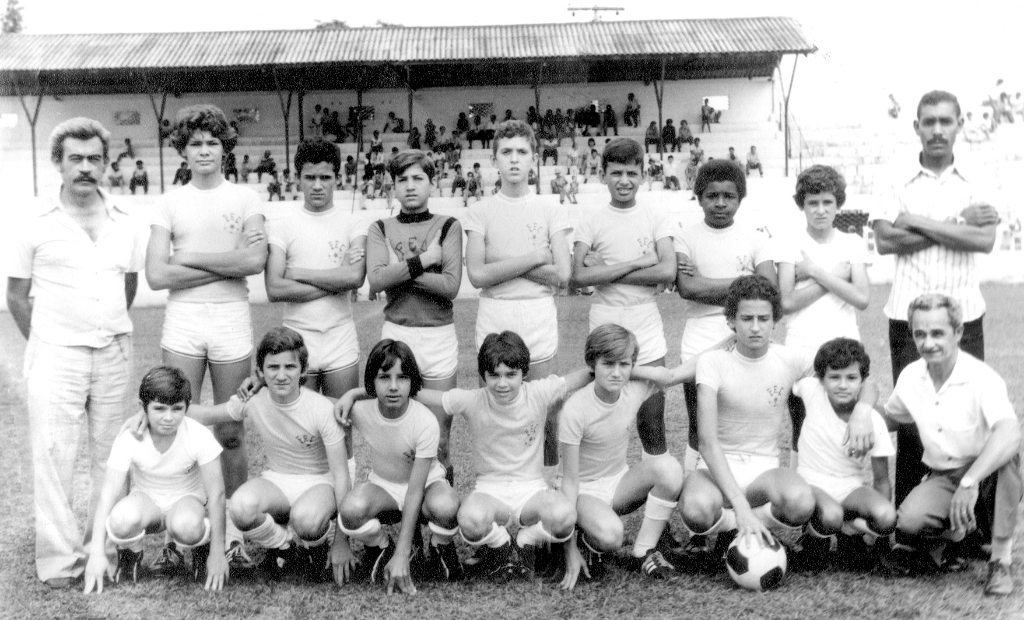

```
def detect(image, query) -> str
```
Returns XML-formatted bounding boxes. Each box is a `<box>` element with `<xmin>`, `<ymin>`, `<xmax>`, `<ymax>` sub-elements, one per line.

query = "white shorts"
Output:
<box><xmin>476</xmin><ymin>297</ymin><xmax>557</xmax><ymax>363</ymax></box>
<box><xmin>578</xmin><ymin>467</ymin><xmax>629</xmax><ymax>507</ymax></box>
<box><xmin>367</xmin><ymin>464</ymin><xmax>448</xmax><ymax>511</ymax></box>
<box><xmin>680</xmin><ymin>314</ymin><xmax>732</xmax><ymax>361</ymax></box>
<box><xmin>797</xmin><ymin>468</ymin><xmax>868</xmax><ymax>504</ymax></box>
<box><xmin>695</xmin><ymin>452</ymin><xmax>779</xmax><ymax>493</ymax></box>
<box><xmin>381</xmin><ymin>321</ymin><xmax>458</xmax><ymax>381</ymax></box>
<box><xmin>162</xmin><ymin>300</ymin><xmax>253</xmax><ymax>364</ymax></box>
<box><xmin>471</xmin><ymin>478</ymin><xmax>551</xmax><ymax>526</ymax></box>
<box><xmin>134</xmin><ymin>490</ymin><xmax>206</xmax><ymax>515</ymax></box>
<box><xmin>261</xmin><ymin>470</ymin><xmax>334</xmax><ymax>507</ymax></box>
<box><xmin>589</xmin><ymin>302</ymin><xmax>667</xmax><ymax>365</ymax></box>
<box><xmin>289</xmin><ymin>321</ymin><xmax>359</xmax><ymax>374</ymax></box>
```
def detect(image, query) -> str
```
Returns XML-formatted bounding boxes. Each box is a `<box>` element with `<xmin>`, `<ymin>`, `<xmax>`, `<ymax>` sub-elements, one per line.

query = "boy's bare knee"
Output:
<box><xmin>587</xmin><ymin>519</ymin><xmax>624</xmax><ymax>552</ymax></box>
<box><xmin>680</xmin><ymin>489</ymin><xmax>719</xmax><ymax>531</ymax></box>
<box><xmin>870</xmin><ymin>504</ymin><xmax>898</xmax><ymax>535</ymax></box>
<box><xmin>290</xmin><ymin>505</ymin><xmax>329</xmax><ymax>541</ymax></box>
<box><xmin>456</xmin><ymin>506</ymin><xmax>491</xmax><ymax>541</ymax></box>
<box><xmin>338</xmin><ymin>497</ymin><xmax>371</xmax><ymax>530</ymax></box>
<box><xmin>816</xmin><ymin>503</ymin><xmax>844</xmax><ymax>534</ymax></box>
<box><xmin>652</xmin><ymin>457</ymin><xmax>684</xmax><ymax>497</ymax></box>
<box><xmin>779</xmin><ymin>486</ymin><xmax>816</xmax><ymax>524</ymax></box>
<box><xmin>107</xmin><ymin>508</ymin><xmax>142</xmax><ymax>539</ymax></box>
<box><xmin>424</xmin><ymin>493</ymin><xmax>459</xmax><ymax>525</ymax></box>
<box><xmin>168</xmin><ymin>514</ymin><xmax>206</xmax><ymax>546</ymax></box>
<box><xmin>228</xmin><ymin>494</ymin><xmax>262</xmax><ymax>529</ymax></box>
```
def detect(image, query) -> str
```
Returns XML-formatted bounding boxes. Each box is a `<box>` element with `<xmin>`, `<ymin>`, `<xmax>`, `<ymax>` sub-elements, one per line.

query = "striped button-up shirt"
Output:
<box><xmin>872</xmin><ymin>158</ymin><xmax>989</xmax><ymax>322</ymax></box>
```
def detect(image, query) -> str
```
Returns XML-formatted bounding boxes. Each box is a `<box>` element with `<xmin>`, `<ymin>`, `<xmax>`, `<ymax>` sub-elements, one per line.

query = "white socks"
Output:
<box><xmin>633</xmin><ymin>494</ymin><xmax>677</xmax><ymax>557</ymax></box>
<box><xmin>338</xmin><ymin>518</ymin><xmax>388</xmax><ymax>549</ymax></box>
<box><xmin>462</xmin><ymin>522</ymin><xmax>511</xmax><ymax>548</ymax></box>
<box><xmin>245</xmin><ymin>514</ymin><xmax>293</xmax><ymax>550</ymax></box>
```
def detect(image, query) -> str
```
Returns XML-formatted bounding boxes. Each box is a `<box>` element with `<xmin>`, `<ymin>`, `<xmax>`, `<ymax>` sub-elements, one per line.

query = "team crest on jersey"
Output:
<box><xmin>735</xmin><ymin>254</ymin><xmax>754</xmax><ymax>273</ymax></box>
<box><xmin>328</xmin><ymin>240</ymin><xmax>347</xmax><ymax>265</ymax></box>
<box><xmin>766</xmin><ymin>385</ymin><xmax>785</xmax><ymax>408</ymax></box>
<box><xmin>295</xmin><ymin>434</ymin><xmax>318</xmax><ymax>449</ymax></box>
<box><xmin>223</xmin><ymin>213</ymin><xmax>243</xmax><ymax>234</ymax></box>
<box><xmin>524</xmin><ymin>422</ymin><xmax>539</xmax><ymax>446</ymax></box>
<box><xmin>637</xmin><ymin>235</ymin><xmax>653</xmax><ymax>254</ymax></box>
<box><xmin>404</xmin><ymin>448</ymin><xmax>417</xmax><ymax>463</ymax></box>
<box><xmin>526</xmin><ymin>223</ymin><xmax>544</xmax><ymax>246</ymax></box>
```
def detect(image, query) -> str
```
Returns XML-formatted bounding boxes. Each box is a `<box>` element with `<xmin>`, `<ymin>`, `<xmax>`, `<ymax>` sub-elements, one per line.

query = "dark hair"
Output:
<box><xmin>491</xmin><ymin>120</ymin><xmax>536</xmax><ymax>155</ymax></box>
<box><xmin>793</xmin><ymin>164</ymin><xmax>847</xmax><ymax>208</ymax></box>
<box><xmin>139</xmin><ymin>366</ymin><xmax>192</xmax><ymax>410</ymax></box>
<box><xmin>294</xmin><ymin>138</ymin><xmax>341</xmax><ymax>175</ymax></box>
<box><xmin>256</xmin><ymin>327</ymin><xmax>309</xmax><ymax>374</ymax></box>
<box><xmin>600</xmin><ymin>137</ymin><xmax>644</xmax><ymax>171</ymax></box>
<box><xmin>724</xmin><ymin>275</ymin><xmax>782</xmax><ymax>321</ymax></box>
<box><xmin>364</xmin><ymin>339</ymin><xmax>422</xmax><ymax>398</ymax></box>
<box><xmin>585</xmin><ymin>324</ymin><xmax>638</xmax><ymax>369</ymax></box>
<box><xmin>477</xmin><ymin>331</ymin><xmax>531</xmax><ymax>380</ymax></box>
<box><xmin>694</xmin><ymin>159</ymin><xmax>747</xmax><ymax>201</ymax></box>
<box><xmin>917</xmin><ymin>90</ymin><xmax>961</xmax><ymax>119</ymax></box>
<box><xmin>171</xmin><ymin>104</ymin><xmax>238</xmax><ymax>154</ymax></box>
<box><xmin>813</xmin><ymin>338</ymin><xmax>871</xmax><ymax>380</ymax></box>
<box><xmin>388</xmin><ymin>149</ymin><xmax>436</xmax><ymax>181</ymax></box>
<box><xmin>49</xmin><ymin>117</ymin><xmax>112</xmax><ymax>163</ymax></box>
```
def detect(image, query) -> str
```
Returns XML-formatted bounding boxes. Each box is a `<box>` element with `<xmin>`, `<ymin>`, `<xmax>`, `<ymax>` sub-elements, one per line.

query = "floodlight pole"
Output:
<box><xmin>405</xmin><ymin>65</ymin><xmax>414</xmax><ymax>131</ymax></box>
<box><xmin>652</xmin><ymin>58</ymin><xmax>666</xmax><ymax>157</ymax></box>
<box><xmin>11</xmin><ymin>72</ymin><xmax>44</xmax><ymax>197</ymax></box>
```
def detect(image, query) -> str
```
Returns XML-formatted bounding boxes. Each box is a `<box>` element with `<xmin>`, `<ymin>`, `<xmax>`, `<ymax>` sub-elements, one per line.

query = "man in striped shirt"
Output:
<box><xmin>870</xmin><ymin>89</ymin><xmax>1000</xmax><ymax>508</ymax></box>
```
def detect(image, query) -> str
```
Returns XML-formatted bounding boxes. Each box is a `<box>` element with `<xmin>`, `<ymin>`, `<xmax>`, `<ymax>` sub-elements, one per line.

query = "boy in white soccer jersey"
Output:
<box><xmin>84</xmin><ymin>367</ymin><xmax>228</xmax><ymax>594</ymax></box>
<box><xmin>791</xmin><ymin>338</ymin><xmax>895</xmax><ymax>571</ymax></box>
<box><xmin>265</xmin><ymin>138</ymin><xmax>366</xmax><ymax>477</ymax></box>
<box><xmin>145</xmin><ymin>105</ymin><xmax>267</xmax><ymax>569</ymax></box>
<box><xmin>336</xmin><ymin>340</ymin><xmax>461</xmax><ymax>594</ymax></box>
<box><xmin>559</xmin><ymin>324</ymin><xmax>704</xmax><ymax>589</ymax></box>
<box><xmin>179</xmin><ymin>328</ymin><xmax>354</xmax><ymax>584</ymax></box>
<box><xmin>679</xmin><ymin>276</ymin><xmax>879</xmax><ymax>569</ymax></box>
<box><xmin>571</xmin><ymin>137</ymin><xmax>676</xmax><ymax>460</ymax></box>
<box><xmin>674</xmin><ymin>160</ymin><xmax>776</xmax><ymax>474</ymax></box>
<box><xmin>463</xmin><ymin>120</ymin><xmax>572</xmax><ymax>468</ymax></box>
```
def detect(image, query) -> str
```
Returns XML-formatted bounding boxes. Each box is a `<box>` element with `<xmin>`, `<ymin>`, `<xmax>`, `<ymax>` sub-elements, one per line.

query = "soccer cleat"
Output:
<box><xmin>305</xmin><ymin>544</ymin><xmax>333</xmax><ymax>583</ymax></box>
<box><xmin>191</xmin><ymin>543</ymin><xmax>211</xmax><ymax>583</ymax></box>
<box><xmin>150</xmin><ymin>542</ymin><xmax>185</xmax><ymax>578</ymax></box>
<box><xmin>640</xmin><ymin>549</ymin><xmax>676</xmax><ymax>580</ymax></box>
<box><xmin>362</xmin><ymin>542</ymin><xmax>395</xmax><ymax>585</ymax></box>
<box><xmin>259</xmin><ymin>544</ymin><xmax>298</xmax><ymax>581</ymax></box>
<box><xmin>425</xmin><ymin>542</ymin><xmax>464</xmax><ymax>582</ymax></box>
<box><xmin>114</xmin><ymin>548</ymin><xmax>143</xmax><ymax>584</ymax></box>
<box><xmin>516</xmin><ymin>544</ymin><xmax>538</xmax><ymax>580</ymax></box>
<box><xmin>468</xmin><ymin>541</ymin><xmax>515</xmax><ymax>582</ymax></box>
<box><xmin>791</xmin><ymin>533</ymin><xmax>831</xmax><ymax>573</ymax></box>
<box><xmin>225</xmin><ymin>541</ymin><xmax>256</xmax><ymax>571</ymax></box>
<box><xmin>577</xmin><ymin>535</ymin><xmax>606</xmax><ymax>582</ymax></box>
<box><xmin>984</xmin><ymin>561</ymin><xmax>1015</xmax><ymax>596</ymax></box>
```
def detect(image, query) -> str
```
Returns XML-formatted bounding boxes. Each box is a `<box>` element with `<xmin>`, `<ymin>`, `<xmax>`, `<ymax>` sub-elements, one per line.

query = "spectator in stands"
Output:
<box><xmin>647</xmin><ymin>156</ymin><xmax>664</xmax><ymax>191</ymax></box>
<box><xmin>663</xmin><ymin>155</ymin><xmax>680</xmax><ymax>191</ymax></box>
<box><xmin>567</xmin><ymin>173</ymin><xmax>579</xmax><ymax>204</ymax></box>
<box><xmin>700</xmin><ymin>98</ymin><xmax>713</xmax><ymax>132</ymax></box>
<box><xmin>662</xmin><ymin>119</ymin><xmax>678</xmax><ymax>153</ymax></box>
<box><xmin>434</xmin><ymin>126</ymin><xmax>448</xmax><ymax>154</ymax></box>
<box><xmin>369</xmin><ymin>130</ymin><xmax>384</xmax><ymax>162</ymax></box>
<box><xmin>584</xmin><ymin>148</ymin><xmax>601</xmax><ymax>183</ymax></box>
<box><xmin>677</xmin><ymin>120</ymin><xmax>694</xmax><ymax>148</ymax></box>
<box><xmin>385</xmin><ymin>111</ymin><xmax>405</xmax><ymax>133</ymax></box>
<box><xmin>343</xmin><ymin>155</ymin><xmax>357</xmax><ymax>188</ymax></box>
<box><xmin>456</xmin><ymin>112</ymin><xmax>470</xmax><ymax>136</ymax></box>
<box><xmin>727</xmin><ymin>146</ymin><xmax>740</xmax><ymax>166</ymax></box>
<box><xmin>888</xmin><ymin>94</ymin><xmax>901</xmax><ymax>119</ymax></box>
<box><xmin>583</xmin><ymin>104</ymin><xmax>601</xmax><ymax>136</ymax></box>
<box><xmin>624</xmin><ymin>93</ymin><xmax>641</xmax><ymax>127</ymax></box>
<box><xmin>107</xmin><ymin>160</ymin><xmax>126</xmax><ymax>194</ymax></box>
<box><xmin>267</xmin><ymin>172</ymin><xmax>284</xmax><ymax>201</ymax></box>
<box><xmin>602</xmin><ymin>104</ymin><xmax>618</xmax><ymax>136</ymax></box>
<box><xmin>485</xmin><ymin>114</ymin><xmax>497</xmax><ymax>149</ymax></box>
<box><xmin>551</xmin><ymin>169</ymin><xmax>568</xmax><ymax>204</ymax></box>
<box><xmin>254</xmin><ymin>150</ymin><xmax>276</xmax><ymax>182</ymax></box>
<box><xmin>644</xmin><ymin>121</ymin><xmax>660</xmax><ymax>153</ymax></box>
<box><xmin>527</xmin><ymin>168</ymin><xmax>537</xmax><ymax>186</ymax></box>
<box><xmin>543</xmin><ymin>109</ymin><xmax>556</xmax><ymax>132</ymax></box>
<box><xmin>690</xmin><ymin>137</ymin><xmax>705</xmax><ymax>166</ymax></box>
<box><xmin>407</xmin><ymin>126</ymin><xmax>421</xmax><ymax>150</ymax></box>
<box><xmin>239</xmin><ymin>154</ymin><xmax>252</xmax><ymax>183</ymax></box>
<box><xmin>424</xmin><ymin>119</ymin><xmax>437</xmax><ymax>150</ymax></box>
<box><xmin>310</xmin><ymin>104</ymin><xmax>324</xmax><ymax>137</ymax></box>
<box><xmin>223</xmin><ymin>151</ymin><xmax>238</xmax><ymax>182</ymax></box>
<box><xmin>117</xmin><ymin>138</ymin><xmax>134</xmax><ymax>162</ymax></box>
<box><xmin>173</xmin><ymin>162</ymin><xmax>192</xmax><ymax>185</ymax></box>
<box><xmin>282</xmin><ymin>168</ymin><xmax>295</xmax><ymax>197</ymax></box>
<box><xmin>684</xmin><ymin>153</ymin><xmax>698</xmax><ymax>196</ymax></box>
<box><xmin>469</xmin><ymin>115</ymin><xmax>484</xmax><ymax>148</ymax></box>
<box><xmin>361</xmin><ymin>152</ymin><xmax>375</xmax><ymax>197</ymax></box>
<box><xmin>451</xmin><ymin>164</ymin><xmax>467</xmax><ymax>197</ymax></box>
<box><xmin>746</xmin><ymin>145</ymin><xmax>763</xmax><ymax>177</ymax></box>
<box><xmin>446</xmin><ymin>131</ymin><xmax>462</xmax><ymax>169</ymax></box>
<box><xmin>997</xmin><ymin>93</ymin><xmax>1015</xmax><ymax>124</ymax></box>
<box><xmin>503</xmin><ymin>109</ymin><xmax>514</xmax><ymax>122</ymax></box>
<box><xmin>527</xmin><ymin>106</ymin><xmax>540</xmax><ymax>128</ymax></box>
<box><xmin>465</xmin><ymin>171</ymin><xmax>483</xmax><ymax>207</ymax></box>
<box><xmin>565</xmin><ymin>147</ymin><xmax>581</xmax><ymax>178</ymax></box>
<box><xmin>541</xmin><ymin>130</ymin><xmax>559</xmax><ymax>166</ymax></box>
<box><xmin>963</xmin><ymin>112</ymin><xmax>990</xmax><ymax>143</ymax></box>
<box><xmin>129</xmin><ymin>159</ymin><xmax>148</xmax><ymax>194</ymax></box>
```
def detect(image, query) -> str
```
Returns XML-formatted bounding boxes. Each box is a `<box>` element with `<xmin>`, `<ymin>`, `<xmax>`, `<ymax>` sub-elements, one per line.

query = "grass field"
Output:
<box><xmin>1</xmin><ymin>284</ymin><xmax>1022</xmax><ymax>619</ymax></box>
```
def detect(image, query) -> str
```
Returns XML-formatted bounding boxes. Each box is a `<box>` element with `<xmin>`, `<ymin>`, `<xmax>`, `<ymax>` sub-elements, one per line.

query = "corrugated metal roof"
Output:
<box><xmin>0</xmin><ymin>18</ymin><xmax>814</xmax><ymax>72</ymax></box>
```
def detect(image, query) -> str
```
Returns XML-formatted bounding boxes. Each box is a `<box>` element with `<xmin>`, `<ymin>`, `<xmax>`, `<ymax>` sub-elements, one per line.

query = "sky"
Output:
<box><xmin>16</xmin><ymin>0</ymin><xmax>1022</xmax><ymax>123</ymax></box>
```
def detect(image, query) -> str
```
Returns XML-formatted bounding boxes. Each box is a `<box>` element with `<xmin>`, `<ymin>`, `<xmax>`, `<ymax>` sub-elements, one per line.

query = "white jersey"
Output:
<box><xmin>350</xmin><ymin>398</ymin><xmax>439</xmax><ymax>485</ymax></box>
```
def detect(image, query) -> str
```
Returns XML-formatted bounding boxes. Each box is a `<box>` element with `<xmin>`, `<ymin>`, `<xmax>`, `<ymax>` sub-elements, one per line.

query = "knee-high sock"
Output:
<box><xmin>753</xmin><ymin>503</ymin><xmax>802</xmax><ymax>540</ymax></box>
<box><xmin>106</xmin><ymin>518</ymin><xmax>145</xmax><ymax>553</ymax></box>
<box><xmin>244</xmin><ymin>514</ymin><xmax>292</xmax><ymax>550</ymax></box>
<box><xmin>462</xmin><ymin>522</ymin><xmax>510</xmax><ymax>548</ymax></box>
<box><xmin>339</xmin><ymin>518</ymin><xmax>388</xmax><ymax>549</ymax></box>
<box><xmin>633</xmin><ymin>494</ymin><xmax>677</xmax><ymax>557</ymax></box>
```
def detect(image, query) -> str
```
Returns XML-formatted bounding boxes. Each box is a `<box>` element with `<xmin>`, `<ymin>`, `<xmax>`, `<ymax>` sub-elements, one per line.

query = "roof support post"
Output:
<box><xmin>534</xmin><ymin>61</ymin><xmax>544</xmax><ymax>195</ymax></box>
<box><xmin>271</xmin><ymin>65</ymin><xmax>294</xmax><ymax>176</ymax></box>
<box><xmin>405</xmin><ymin>65</ymin><xmax>414</xmax><ymax>132</ymax></box>
<box><xmin>12</xmin><ymin>73</ymin><xmax>45</xmax><ymax>197</ymax></box>
<box><xmin>297</xmin><ymin>90</ymin><xmax>305</xmax><ymax>143</ymax></box>
<box><xmin>776</xmin><ymin>54</ymin><xmax>799</xmax><ymax>177</ymax></box>
<box><xmin>653</xmin><ymin>58</ymin><xmax>666</xmax><ymax>157</ymax></box>
<box><xmin>146</xmin><ymin>90</ymin><xmax>169</xmax><ymax>193</ymax></box>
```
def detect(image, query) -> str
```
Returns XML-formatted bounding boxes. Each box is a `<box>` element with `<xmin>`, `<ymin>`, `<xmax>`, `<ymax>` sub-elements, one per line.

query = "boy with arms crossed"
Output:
<box><xmin>680</xmin><ymin>276</ymin><xmax>878</xmax><ymax>566</ymax></box>
<box><xmin>265</xmin><ymin>138</ymin><xmax>366</xmax><ymax>479</ymax></box>
<box><xmin>159</xmin><ymin>328</ymin><xmax>354</xmax><ymax>584</ymax></box>
<box><xmin>464</xmin><ymin>120</ymin><xmax>572</xmax><ymax>467</ymax></box>
<box><xmin>572</xmin><ymin>137</ymin><xmax>676</xmax><ymax>458</ymax></box>
<box><xmin>367</xmin><ymin>150</ymin><xmax>463</xmax><ymax>482</ymax></box>
<box><xmin>84</xmin><ymin>367</ymin><xmax>228</xmax><ymax>593</ymax></box>
<box><xmin>145</xmin><ymin>105</ymin><xmax>267</xmax><ymax>569</ymax></box>
<box><xmin>336</xmin><ymin>340</ymin><xmax>462</xmax><ymax>593</ymax></box>
<box><xmin>792</xmin><ymin>339</ymin><xmax>895</xmax><ymax>570</ymax></box>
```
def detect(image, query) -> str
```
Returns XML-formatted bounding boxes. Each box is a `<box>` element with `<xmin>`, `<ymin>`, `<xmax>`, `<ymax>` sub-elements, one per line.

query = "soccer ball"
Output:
<box><xmin>725</xmin><ymin>535</ymin><xmax>787</xmax><ymax>591</ymax></box>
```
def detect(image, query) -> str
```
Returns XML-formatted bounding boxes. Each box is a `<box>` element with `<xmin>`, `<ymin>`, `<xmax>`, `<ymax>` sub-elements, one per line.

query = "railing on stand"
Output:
<box><xmin>786</xmin><ymin>112</ymin><xmax>813</xmax><ymax>176</ymax></box>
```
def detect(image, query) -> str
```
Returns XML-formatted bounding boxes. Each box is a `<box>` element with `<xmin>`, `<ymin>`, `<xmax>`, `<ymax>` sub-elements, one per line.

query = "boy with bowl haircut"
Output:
<box><xmin>463</xmin><ymin>120</ymin><xmax>572</xmax><ymax>467</ymax></box>
<box><xmin>674</xmin><ymin>160</ymin><xmax>776</xmax><ymax>473</ymax></box>
<box><xmin>84</xmin><ymin>367</ymin><xmax>228</xmax><ymax>593</ymax></box>
<box><xmin>572</xmin><ymin>137</ymin><xmax>676</xmax><ymax>458</ymax></box>
<box><xmin>173</xmin><ymin>328</ymin><xmax>354</xmax><ymax>584</ymax></box>
<box><xmin>791</xmin><ymin>338</ymin><xmax>895</xmax><ymax>570</ymax></box>
<box><xmin>367</xmin><ymin>150</ymin><xmax>463</xmax><ymax>480</ymax></box>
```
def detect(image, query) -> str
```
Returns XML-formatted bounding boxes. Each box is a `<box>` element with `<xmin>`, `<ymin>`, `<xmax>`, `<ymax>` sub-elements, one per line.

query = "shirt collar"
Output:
<box><xmin>906</xmin><ymin>153</ymin><xmax>970</xmax><ymax>184</ymax></box>
<box><xmin>40</xmin><ymin>188</ymin><xmax>129</xmax><ymax>219</ymax></box>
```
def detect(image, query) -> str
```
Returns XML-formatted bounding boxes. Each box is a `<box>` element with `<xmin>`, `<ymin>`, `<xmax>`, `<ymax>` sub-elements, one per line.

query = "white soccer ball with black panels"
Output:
<box><xmin>725</xmin><ymin>536</ymin><xmax>787</xmax><ymax>591</ymax></box>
